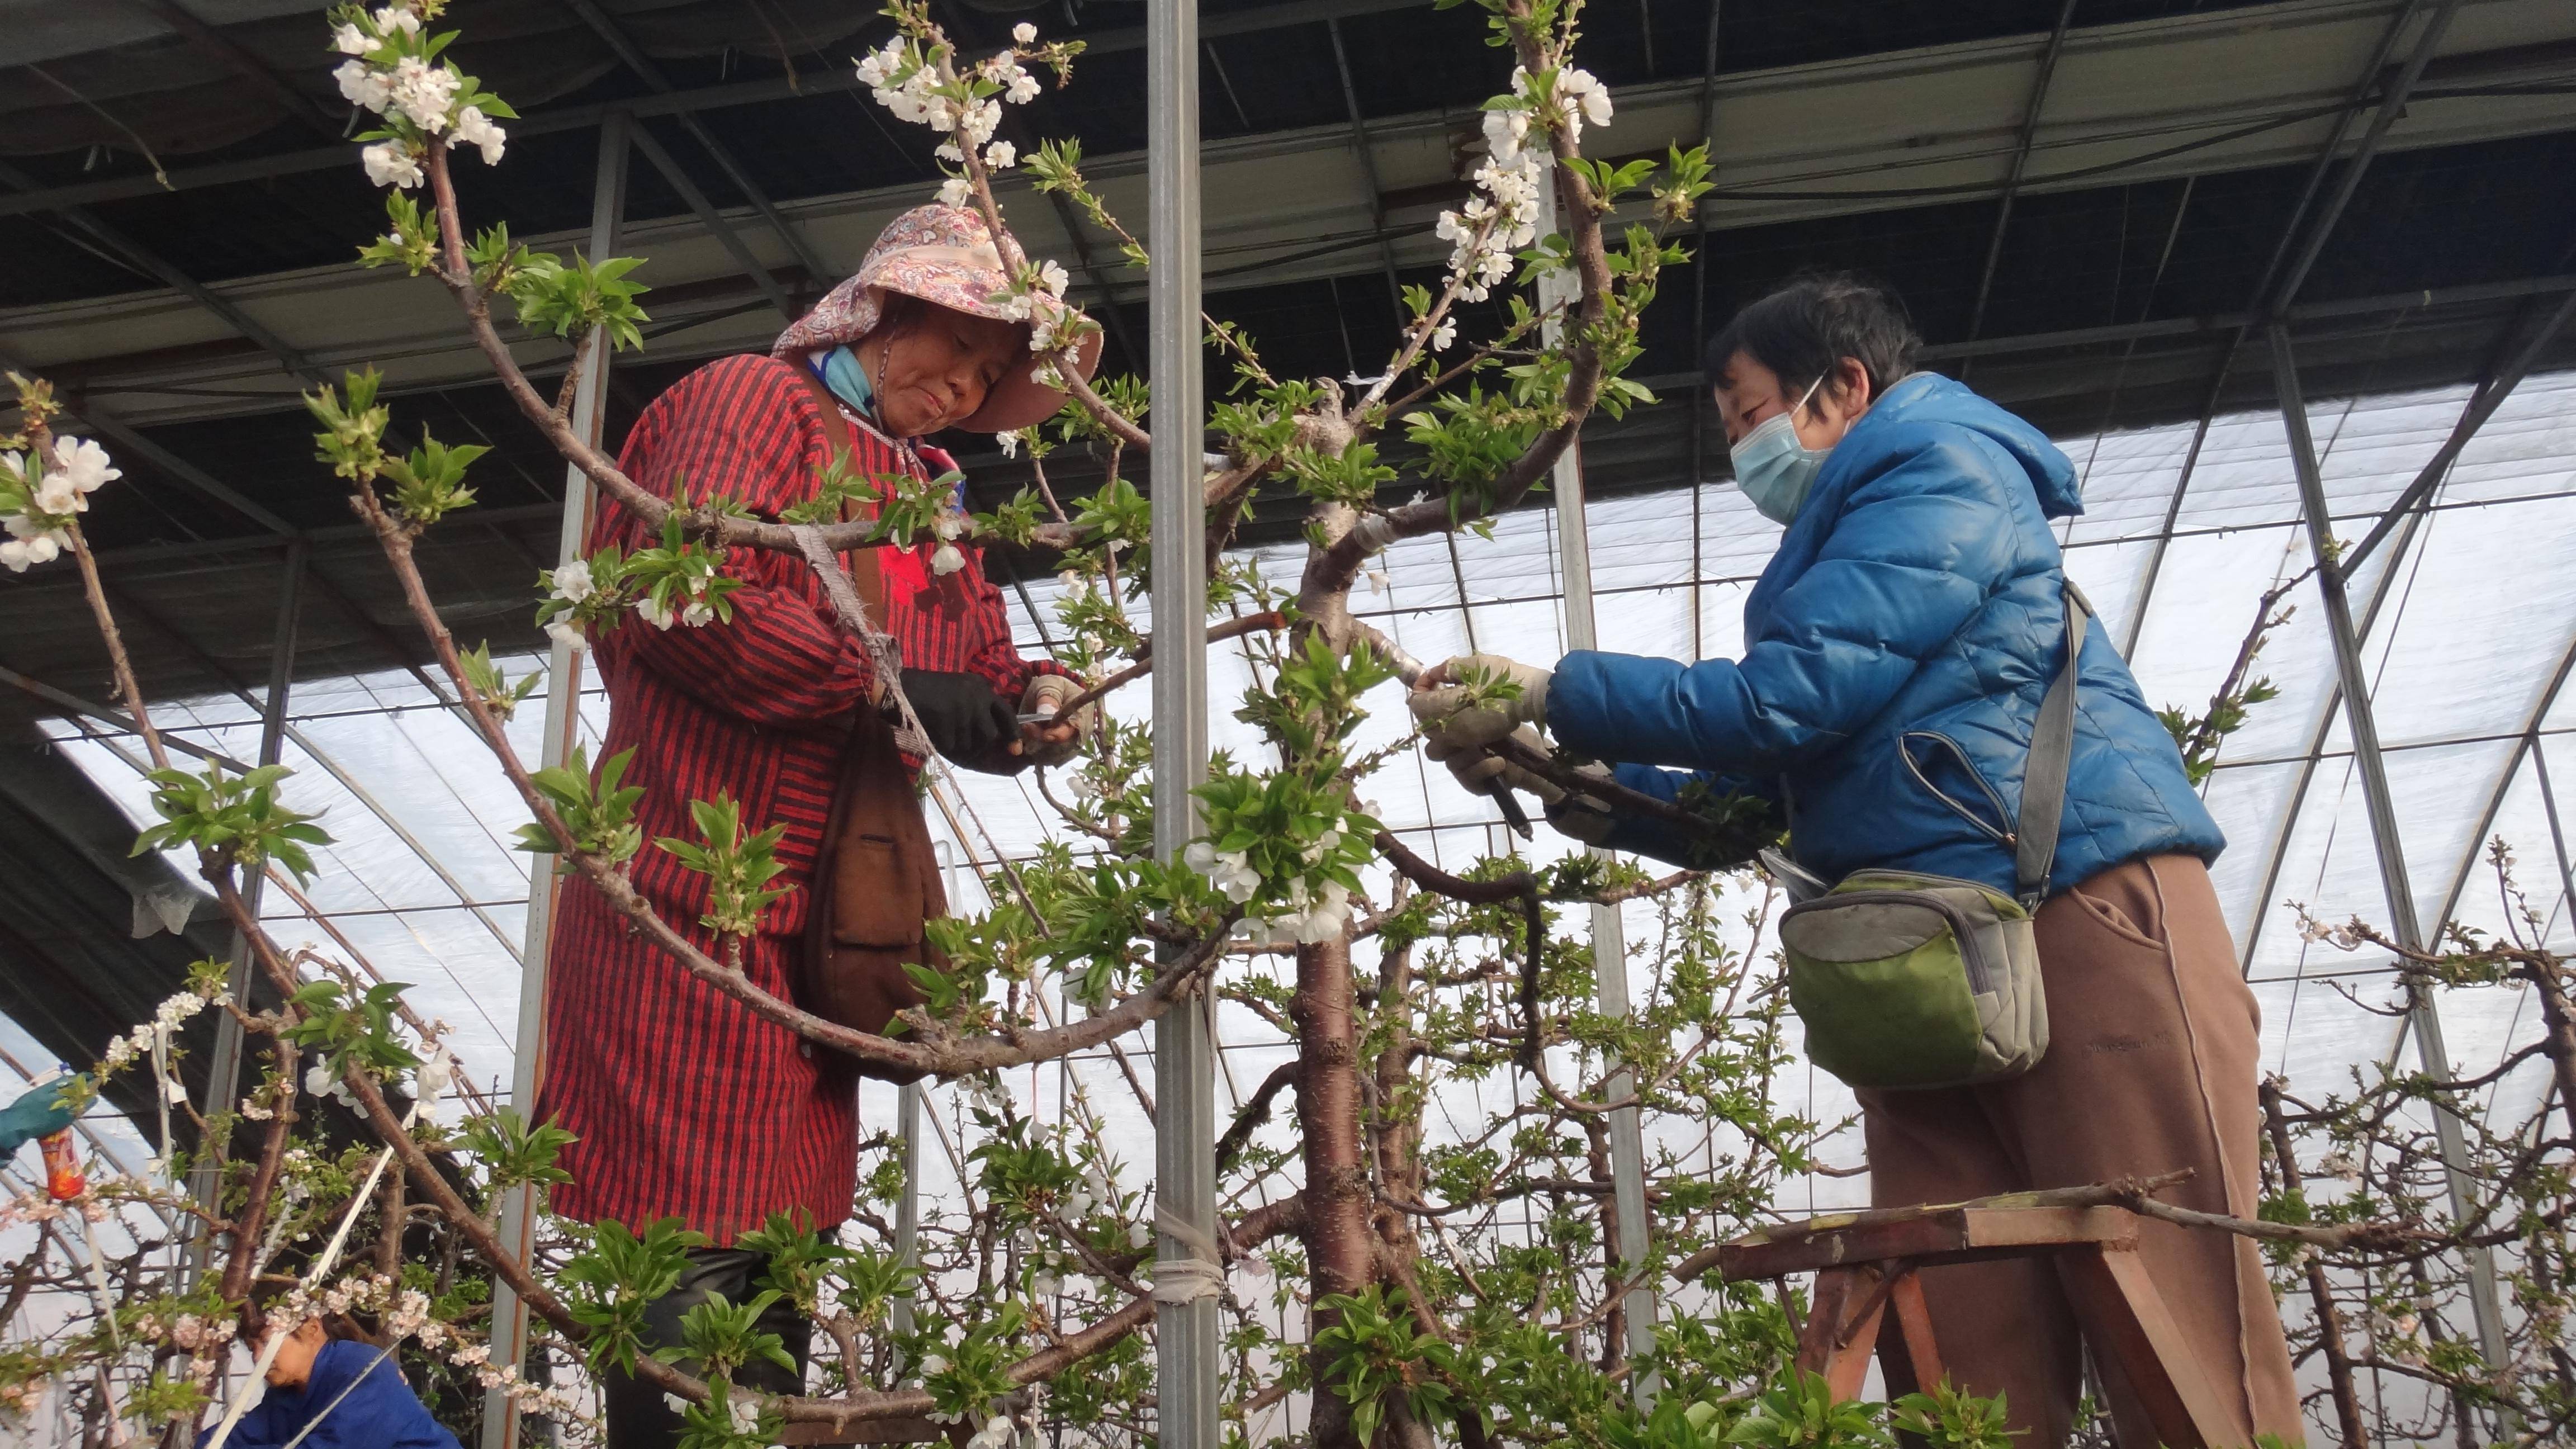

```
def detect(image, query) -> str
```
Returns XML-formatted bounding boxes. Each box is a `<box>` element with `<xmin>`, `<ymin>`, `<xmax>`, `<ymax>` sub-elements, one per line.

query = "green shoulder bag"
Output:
<box><xmin>1778</xmin><ymin>581</ymin><xmax>2092</xmax><ymax>1092</ymax></box>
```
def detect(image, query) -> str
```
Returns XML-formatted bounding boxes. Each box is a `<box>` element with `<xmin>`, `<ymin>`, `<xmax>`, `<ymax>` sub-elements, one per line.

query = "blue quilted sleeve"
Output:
<box><xmin>1550</xmin><ymin>424</ymin><xmax>2023</xmax><ymax>775</ymax></box>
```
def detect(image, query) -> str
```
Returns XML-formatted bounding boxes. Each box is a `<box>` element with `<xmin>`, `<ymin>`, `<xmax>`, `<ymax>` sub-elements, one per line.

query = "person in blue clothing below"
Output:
<box><xmin>198</xmin><ymin>1314</ymin><xmax>462</xmax><ymax>1448</ymax></box>
<box><xmin>1409</xmin><ymin>274</ymin><xmax>2301</xmax><ymax>1447</ymax></box>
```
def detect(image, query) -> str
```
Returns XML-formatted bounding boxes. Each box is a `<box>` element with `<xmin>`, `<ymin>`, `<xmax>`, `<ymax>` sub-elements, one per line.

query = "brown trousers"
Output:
<box><xmin>1857</xmin><ymin>854</ymin><xmax>2304</xmax><ymax>1448</ymax></box>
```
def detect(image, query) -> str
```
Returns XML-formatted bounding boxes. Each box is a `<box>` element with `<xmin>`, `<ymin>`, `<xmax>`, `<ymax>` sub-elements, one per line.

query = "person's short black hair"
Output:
<box><xmin>1706</xmin><ymin>272</ymin><xmax>1921</xmax><ymax>404</ymax></box>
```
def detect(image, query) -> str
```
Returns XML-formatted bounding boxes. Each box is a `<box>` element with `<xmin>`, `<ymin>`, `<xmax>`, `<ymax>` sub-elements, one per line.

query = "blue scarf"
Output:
<box><xmin>815</xmin><ymin>345</ymin><xmax>878</xmax><ymax>425</ymax></box>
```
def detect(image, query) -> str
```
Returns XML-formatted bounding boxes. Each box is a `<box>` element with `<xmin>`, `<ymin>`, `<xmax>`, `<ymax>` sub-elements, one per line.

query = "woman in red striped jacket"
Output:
<box><xmin>537</xmin><ymin>205</ymin><xmax>1100</xmax><ymax>1448</ymax></box>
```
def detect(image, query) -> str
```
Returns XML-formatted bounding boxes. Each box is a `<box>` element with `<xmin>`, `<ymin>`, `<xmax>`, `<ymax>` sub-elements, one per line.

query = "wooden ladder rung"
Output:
<box><xmin>1747</xmin><ymin>1207</ymin><xmax>2228</xmax><ymax>1449</ymax></box>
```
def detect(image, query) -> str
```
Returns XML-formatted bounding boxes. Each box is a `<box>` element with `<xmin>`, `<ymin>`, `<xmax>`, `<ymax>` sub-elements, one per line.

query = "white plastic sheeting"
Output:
<box><xmin>27</xmin><ymin>368</ymin><xmax>2576</xmax><ymax>1237</ymax></box>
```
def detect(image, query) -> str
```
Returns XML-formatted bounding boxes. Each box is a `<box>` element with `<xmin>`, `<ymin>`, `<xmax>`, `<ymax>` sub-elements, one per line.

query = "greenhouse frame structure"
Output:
<box><xmin>6</xmin><ymin>1</ymin><xmax>2576</xmax><ymax>1443</ymax></box>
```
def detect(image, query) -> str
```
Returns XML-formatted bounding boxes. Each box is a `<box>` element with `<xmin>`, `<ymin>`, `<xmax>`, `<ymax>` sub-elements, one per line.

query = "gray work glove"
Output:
<box><xmin>1407</xmin><ymin>653</ymin><xmax>1551</xmax><ymax>751</ymax></box>
<box><xmin>1018</xmin><ymin>674</ymin><xmax>1097</xmax><ymax>769</ymax></box>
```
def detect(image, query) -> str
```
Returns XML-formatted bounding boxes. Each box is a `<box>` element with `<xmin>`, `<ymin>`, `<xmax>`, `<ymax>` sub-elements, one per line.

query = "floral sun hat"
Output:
<box><xmin>771</xmin><ymin>203</ymin><xmax>1101</xmax><ymax>434</ymax></box>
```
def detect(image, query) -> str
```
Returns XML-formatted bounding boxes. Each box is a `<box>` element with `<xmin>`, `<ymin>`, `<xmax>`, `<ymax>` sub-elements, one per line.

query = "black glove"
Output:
<box><xmin>897</xmin><ymin>670</ymin><xmax>1019</xmax><ymax>760</ymax></box>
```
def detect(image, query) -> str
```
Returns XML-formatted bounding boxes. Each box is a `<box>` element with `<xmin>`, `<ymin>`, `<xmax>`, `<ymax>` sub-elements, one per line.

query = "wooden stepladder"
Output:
<box><xmin>1715</xmin><ymin>1204</ymin><xmax>2239</xmax><ymax>1449</ymax></box>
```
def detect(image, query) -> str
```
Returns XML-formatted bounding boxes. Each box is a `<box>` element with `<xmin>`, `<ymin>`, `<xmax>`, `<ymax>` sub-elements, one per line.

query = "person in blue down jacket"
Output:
<box><xmin>196</xmin><ymin>1315</ymin><xmax>462</xmax><ymax>1449</ymax></box>
<box><xmin>1407</xmin><ymin>274</ymin><xmax>2299</xmax><ymax>1448</ymax></box>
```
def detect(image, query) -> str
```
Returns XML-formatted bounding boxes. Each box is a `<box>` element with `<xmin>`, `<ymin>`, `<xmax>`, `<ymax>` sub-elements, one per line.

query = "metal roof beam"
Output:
<box><xmin>1326</xmin><ymin>17</ymin><xmax>1406</xmax><ymax>320</ymax></box>
<box><xmin>2432</xmin><ymin>627</ymin><xmax>2576</xmax><ymax>935</ymax></box>
<box><xmin>0</xmin><ymin>0</ymin><xmax>1407</xmax><ymax>221</ymax></box>
<box><xmin>0</xmin><ymin>160</ymin><xmax>325</xmax><ymax>385</ymax></box>
<box><xmin>119</xmin><ymin>0</ymin><xmax>343</xmax><ymax>139</ymax></box>
<box><xmin>2115</xmin><ymin>0</ymin><xmax>2453</xmax><ymax>654</ymax></box>
<box><xmin>2273</xmin><ymin>323</ymin><xmax>2515</xmax><ymax>1398</ymax></box>
<box><xmin>1686</xmin><ymin>0</ymin><xmax>1720</xmax><ymax>662</ymax></box>
<box><xmin>1962</xmin><ymin>0</ymin><xmax>2082</xmax><ymax>349</ymax></box>
<box><xmin>2341</xmin><ymin>281</ymin><xmax>2576</xmax><ymax>574</ymax></box>
<box><xmin>0</xmin><ymin>661</ymin><xmax>248</xmax><ymax>770</ymax></box>
<box><xmin>41</xmin><ymin>399</ymin><xmax>297</xmax><ymax>538</ymax></box>
<box><xmin>626</xmin><ymin>120</ymin><xmax>800</xmax><ymax>321</ymax></box>
<box><xmin>557</xmin><ymin>0</ymin><xmax>833</xmax><ymax>285</ymax></box>
<box><xmin>2270</xmin><ymin>0</ymin><xmax>2468</xmax><ymax>322</ymax></box>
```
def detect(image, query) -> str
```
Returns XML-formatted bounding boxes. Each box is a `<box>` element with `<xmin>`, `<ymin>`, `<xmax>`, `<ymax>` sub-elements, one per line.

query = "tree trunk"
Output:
<box><xmin>1298</xmin><ymin>934</ymin><xmax>1376</xmax><ymax>1449</ymax></box>
<box><xmin>2261</xmin><ymin>1082</ymin><xmax>2367</xmax><ymax>1449</ymax></box>
<box><xmin>1584</xmin><ymin>1115</ymin><xmax>1626</xmax><ymax>1375</ymax></box>
<box><xmin>1373</xmin><ymin>944</ymin><xmax>1427</xmax><ymax>1267</ymax></box>
<box><xmin>2527</xmin><ymin>954</ymin><xmax>2576</xmax><ymax>1147</ymax></box>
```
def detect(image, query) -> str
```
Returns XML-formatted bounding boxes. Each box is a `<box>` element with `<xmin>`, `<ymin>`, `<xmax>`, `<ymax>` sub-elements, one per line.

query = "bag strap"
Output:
<box><xmin>2012</xmin><ymin>578</ymin><xmax>2094</xmax><ymax>908</ymax></box>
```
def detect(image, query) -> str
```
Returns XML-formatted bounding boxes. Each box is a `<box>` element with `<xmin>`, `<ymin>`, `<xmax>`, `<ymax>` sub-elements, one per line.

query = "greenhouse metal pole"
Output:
<box><xmin>891</xmin><ymin>1081</ymin><xmax>922</xmax><ymax>1338</ymax></box>
<box><xmin>1147</xmin><ymin>1</ymin><xmax>1218</xmax><ymax>1446</ymax></box>
<box><xmin>187</xmin><ymin>539</ymin><xmax>304</xmax><ymax>1286</ymax></box>
<box><xmin>483</xmin><ymin>111</ymin><xmax>628</xmax><ymax>1449</ymax></box>
<box><xmin>2268</xmin><ymin>324</ymin><xmax>2513</xmax><ymax>1390</ymax></box>
<box><xmin>1537</xmin><ymin>159</ymin><xmax>1658</xmax><ymax>1400</ymax></box>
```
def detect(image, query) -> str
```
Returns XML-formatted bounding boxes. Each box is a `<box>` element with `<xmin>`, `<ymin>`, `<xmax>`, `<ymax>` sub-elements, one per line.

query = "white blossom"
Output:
<box><xmin>300</xmin><ymin>1061</ymin><xmax>353</xmax><ymax>1106</ymax></box>
<box><xmin>387</xmin><ymin>55</ymin><xmax>459</xmax><ymax>133</ymax></box>
<box><xmin>996</xmin><ymin>430</ymin><xmax>1020</xmax><ymax>459</ymax></box>
<box><xmin>362</xmin><ymin>140</ymin><xmax>424</xmax><ymax>190</ymax></box>
<box><xmin>634</xmin><ymin>593</ymin><xmax>675</xmax><ymax>630</ymax></box>
<box><xmin>727</xmin><ymin>1395</ymin><xmax>760</xmax><ymax>1433</ymax></box>
<box><xmin>415</xmin><ymin>1055</ymin><xmax>453</xmax><ymax>1105</ymax></box>
<box><xmin>1183</xmin><ymin>841</ymin><xmax>1259</xmax><ymax>903</ymax></box>
<box><xmin>679</xmin><ymin>598</ymin><xmax>716</xmax><ymax>628</ymax></box>
<box><xmin>51</xmin><ymin>435</ymin><xmax>120</xmax><ymax>497</ymax></box>
<box><xmin>983</xmin><ymin>140</ymin><xmax>1016</xmax><ymax>171</ymax></box>
<box><xmin>1027</xmin><ymin>303</ymin><xmax>1066</xmax><ymax>356</ymax></box>
<box><xmin>1036</xmin><ymin>260</ymin><xmax>1069</xmax><ymax>297</ymax></box>
<box><xmin>31</xmin><ymin>472</ymin><xmax>79</xmax><ymax>515</ymax></box>
<box><xmin>373</xmin><ymin>5</ymin><xmax>422</xmax><ymax>36</ymax></box>
<box><xmin>330</xmin><ymin>23</ymin><xmax>372</xmax><ymax>56</ymax></box>
<box><xmin>938</xmin><ymin>176</ymin><xmax>974</xmax><ymax>209</ymax></box>
<box><xmin>550</xmin><ymin>558</ymin><xmax>596</xmax><ymax>604</ymax></box>
<box><xmin>1557</xmin><ymin>67</ymin><xmax>1612</xmax><ymax>129</ymax></box>
<box><xmin>544</xmin><ymin>617</ymin><xmax>586</xmax><ymax>652</ymax></box>
<box><xmin>451</xmin><ymin>105</ymin><xmax>506</xmax><ymax>166</ymax></box>
<box><xmin>1012</xmin><ymin>22</ymin><xmax>1038</xmax><ymax>44</ymax></box>
<box><xmin>335</xmin><ymin>59</ymin><xmax>393</xmax><ymax>113</ymax></box>
<box><xmin>1481</xmin><ymin>106</ymin><xmax>1529</xmax><ymax>167</ymax></box>
<box><xmin>1429</xmin><ymin>318</ymin><xmax>1457</xmax><ymax>353</ymax></box>
<box><xmin>854</xmin><ymin>39</ymin><xmax>904</xmax><ymax>90</ymax></box>
<box><xmin>931</xmin><ymin>542</ymin><xmax>967</xmax><ymax>577</ymax></box>
<box><xmin>1006</xmin><ymin>69</ymin><xmax>1042</xmax><ymax>106</ymax></box>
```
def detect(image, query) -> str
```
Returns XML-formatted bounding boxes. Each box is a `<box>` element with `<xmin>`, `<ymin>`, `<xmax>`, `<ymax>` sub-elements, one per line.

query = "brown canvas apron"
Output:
<box><xmin>789</xmin><ymin>369</ymin><xmax>943</xmax><ymax>1081</ymax></box>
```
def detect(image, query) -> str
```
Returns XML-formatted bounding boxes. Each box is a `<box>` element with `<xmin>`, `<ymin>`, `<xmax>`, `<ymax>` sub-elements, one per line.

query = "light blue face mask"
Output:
<box><xmin>1730</xmin><ymin>375</ymin><xmax>1829</xmax><ymax>525</ymax></box>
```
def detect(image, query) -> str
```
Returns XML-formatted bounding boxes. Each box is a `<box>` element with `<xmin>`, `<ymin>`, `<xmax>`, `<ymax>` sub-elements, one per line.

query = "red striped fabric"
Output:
<box><xmin>539</xmin><ymin>353</ymin><xmax>1062</xmax><ymax>1241</ymax></box>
